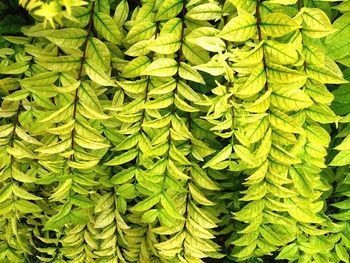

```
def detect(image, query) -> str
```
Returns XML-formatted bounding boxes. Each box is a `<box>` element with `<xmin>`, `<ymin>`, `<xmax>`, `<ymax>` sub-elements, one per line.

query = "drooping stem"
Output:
<box><xmin>298</xmin><ymin>0</ymin><xmax>303</xmax><ymax>11</ymax></box>
<box><xmin>76</xmin><ymin>1</ymin><xmax>95</xmax><ymax>82</ymax></box>
<box><xmin>161</xmin><ymin>0</ymin><xmax>187</xmax><ymax>189</ymax></box>
<box><xmin>70</xmin><ymin>0</ymin><xmax>96</xmax><ymax>155</ymax></box>
<box><xmin>256</xmin><ymin>0</ymin><xmax>267</xmax><ymax>74</ymax></box>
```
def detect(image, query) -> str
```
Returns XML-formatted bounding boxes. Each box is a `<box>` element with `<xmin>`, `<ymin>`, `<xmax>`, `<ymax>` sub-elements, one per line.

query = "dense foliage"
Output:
<box><xmin>1</xmin><ymin>0</ymin><xmax>350</xmax><ymax>262</ymax></box>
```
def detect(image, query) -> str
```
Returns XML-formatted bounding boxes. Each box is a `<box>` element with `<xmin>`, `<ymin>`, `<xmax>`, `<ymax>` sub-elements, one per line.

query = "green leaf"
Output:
<box><xmin>271</xmin><ymin>86</ymin><xmax>313</xmax><ymax>111</ymax></box>
<box><xmin>183</xmin><ymin>40</ymin><xmax>210</xmax><ymax>65</ymax></box>
<box><xmin>156</xmin><ymin>0</ymin><xmax>183</xmax><ymax>21</ymax></box>
<box><xmin>144</xmin><ymin>94</ymin><xmax>174</xmax><ymax>109</ymax></box>
<box><xmin>141</xmin><ymin>209</ymin><xmax>159</xmax><ymax>223</ymax></box>
<box><xmin>305</xmin><ymin>125</ymin><xmax>330</xmax><ymax>147</ymax></box>
<box><xmin>179</xmin><ymin>62</ymin><xmax>205</xmax><ymax>84</ymax></box>
<box><xmin>36</xmin><ymin>139</ymin><xmax>71</xmax><ymax>154</ymax></box>
<box><xmin>86</xmin><ymin>37</ymin><xmax>111</xmax><ymax>72</ymax></box>
<box><xmin>111</xmin><ymin>167</ymin><xmax>137</xmax><ymax>185</ymax></box>
<box><xmin>228</xmin><ymin>0</ymin><xmax>256</xmax><ymax>12</ymax></box>
<box><xmin>20</xmin><ymin>71</ymin><xmax>59</xmax><ymax>86</ymax></box>
<box><xmin>261</xmin><ymin>13</ymin><xmax>300</xmax><ymax>37</ymax></box>
<box><xmin>114</xmin><ymin>0</ymin><xmax>129</xmax><ymax>27</ymax></box>
<box><xmin>336</xmin><ymin>243</ymin><xmax>349</xmax><ymax>263</ymax></box>
<box><xmin>335</xmin><ymin>135</ymin><xmax>350</xmax><ymax>151</ymax></box>
<box><xmin>235</xmin><ymin>63</ymin><xmax>266</xmax><ymax>98</ymax></box>
<box><xmin>290</xmin><ymin>167</ymin><xmax>314</xmax><ymax>198</ymax></box>
<box><xmin>269</xmin><ymin>109</ymin><xmax>304</xmax><ymax>134</ymax></box>
<box><xmin>306</xmin><ymin>104</ymin><xmax>340</xmax><ymax>124</ymax></box>
<box><xmin>15</xmin><ymin>199</ymin><xmax>42</xmax><ymax>214</ymax></box>
<box><xmin>4</xmin><ymin>90</ymin><xmax>29</xmax><ymax>101</ymax></box>
<box><xmin>147</xmin><ymin>33</ymin><xmax>181</xmax><ymax>55</ymax></box>
<box><xmin>122</xmin><ymin>56</ymin><xmax>151</xmax><ymax>78</ymax></box>
<box><xmin>12</xmin><ymin>185</ymin><xmax>42</xmax><ymax>200</ymax></box>
<box><xmin>132</xmin><ymin>193</ymin><xmax>161</xmax><ymax>212</ymax></box>
<box><xmin>264</xmin><ymin>40</ymin><xmax>299</xmax><ymax>65</ymax></box>
<box><xmin>325</xmin><ymin>14</ymin><xmax>350</xmax><ymax>62</ymax></box>
<box><xmin>189</xmin><ymin>183</ymin><xmax>215</xmax><ymax>206</ymax></box>
<box><xmin>301</xmin><ymin>7</ymin><xmax>335</xmax><ymax>38</ymax></box>
<box><xmin>36</xmin><ymin>56</ymin><xmax>81</xmax><ymax>72</ymax></box>
<box><xmin>43</xmin><ymin>202</ymin><xmax>71</xmax><ymax>230</ymax></box>
<box><xmin>74</xmin><ymin>135</ymin><xmax>109</xmax><ymax>150</ymax></box>
<box><xmin>78</xmin><ymin>83</ymin><xmax>109</xmax><ymax>119</ymax></box>
<box><xmin>174</xmin><ymin>94</ymin><xmax>199</xmax><ymax>112</ymax></box>
<box><xmin>71</xmin><ymin>195</ymin><xmax>94</xmax><ymax>208</ymax></box>
<box><xmin>142</xmin><ymin>58</ymin><xmax>178</xmax><ymax>77</ymax></box>
<box><xmin>0</xmin><ymin>62</ymin><xmax>29</xmax><ymax>74</ymax></box>
<box><xmin>0</xmin><ymin>184</ymin><xmax>13</xmax><ymax>203</ymax></box>
<box><xmin>105</xmin><ymin>149</ymin><xmax>138</xmax><ymax>166</ymax></box>
<box><xmin>186</xmin><ymin>3</ymin><xmax>222</xmax><ymax>21</ymax></box>
<box><xmin>46</xmin><ymin>28</ymin><xmax>87</xmax><ymax>48</ymax></box>
<box><xmin>218</xmin><ymin>11</ymin><xmax>256</xmax><ymax>42</ymax></box>
<box><xmin>126</xmin><ymin>21</ymin><xmax>157</xmax><ymax>44</ymax></box>
<box><xmin>160</xmin><ymin>194</ymin><xmax>184</xmax><ymax>220</ymax></box>
<box><xmin>268</xmin><ymin>63</ymin><xmax>306</xmax><ymax>83</ymax></box>
<box><xmin>329</xmin><ymin>150</ymin><xmax>350</xmax><ymax>166</ymax></box>
<box><xmin>203</xmin><ymin>145</ymin><xmax>232</xmax><ymax>169</ymax></box>
<box><xmin>85</xmin><ymin>59</ymin><xmax>115</xmax><ymax>86</ymax></box>
<box><xmin>306</xmin><ymin>65</ymin><xmax>348</xmax><ymax>84</ymax></box>
<box><xmin>94</xmin><ymin>12</ymin><xmax>122</xmax><ymax>44</ymax></box>
<box><xmin>234</xmin><ymin>145</ymin><xmax>256</xmax><ymax>165</ymax></box>
<box><xmin>276</xmin><ymin>243</ymin><xmax>299</xmax><ymax>260</ymax></box>
<box><xmin>95</xmin><ymin>0</ymin><xmax>110</xmax><ymax>14</ymax></box>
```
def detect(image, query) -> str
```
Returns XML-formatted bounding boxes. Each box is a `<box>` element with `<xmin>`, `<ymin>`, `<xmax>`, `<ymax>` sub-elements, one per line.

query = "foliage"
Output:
<box><xmin>0</xmin><ymin>0</ymin><xmax>350</xmax><ymax>262</ymax></box>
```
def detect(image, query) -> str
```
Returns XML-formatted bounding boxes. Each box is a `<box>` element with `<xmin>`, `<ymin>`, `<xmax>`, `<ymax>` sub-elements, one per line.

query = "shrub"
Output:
<box><xmin>0</xmin><ymin>0</ymin><xmax>350</xmax><ymax>262</ymax></box>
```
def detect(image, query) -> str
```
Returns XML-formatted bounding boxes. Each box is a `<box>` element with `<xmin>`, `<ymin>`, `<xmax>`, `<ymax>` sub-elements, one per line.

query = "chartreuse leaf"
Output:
<box><xmin>271</xmin><ymin>86</ymin><xmax>313</xmax><ymax>111</ymax></box>
<box><xmin>186</xmin><ymin>3</ymin><xmax>222</xmax><ymax>21</ymax></box>
<box><xmin>234</xmin><ymin>145</ymin><xmax>256</xmax><ymax>165</ymax></box>
<box><xmin>160</xmin><ymin>194</ymin><xmax>184</xmax><ymax>220</ymax></box>
<box><xmin>179</xmin><ymin>62</ymin><xmax>205</xmax><ymax>84</ymax></box>
<box><xmin>132</xmin><ymin>193</ymin><xmax>161</xmax><ymax>212</ymax></box>
<box><xmin>261</xmin><ymin>13</ymin><xmax>300</xmax><ymax>37</ymax></box>
<box><xmin>236</xmin><ymin>63</ymin><xmax>266</xmax><ymax>98</ymax></box>
<box><xmin>15</xmin><ymin>199</ymin><xmax>42</xmax><ymax>214</ymax></box>
<box><xmin>85</xmin><ymin>59</ymin><xmax>115</xmax><ymax>86</ymax></box>
<box><xmin>114</xmin><ymin>0</ymin><xmax>129</xmax><ymax>27</ymax></box>
<box><xmin>335</xmin><ymin>135</ymin><xmax>350</xmax><ymax>151</ymax></box>
<box><xmin>306</xmin><ymin>65</ymin><xmax>348</xmax><ymax>84</ymax></box>
<box><xmin>142</xmin><ymin>58</ymin><xmax>178</xmax><ymax>77</ymax></box>
<box><xmin>46</xmin><ymin>28</ymin><xmax>88</xmax><ymax>48</ymax></box>
<box><xmin>126</xmin><ymin>21</ymin><xmax>157</xmax><ymax>44</ymax></box>
<box><xmin>105</xmin><ymin>149</ymin><xmax>138</xmax><ymax>166</ymax></box>
<box><xmin>122</xmin><ymin>56</ymin><xmax>151</xmax><ymax>78</ymax></box>
<box><xmin>218</xmin><ymin>10</ymin><xmax>256</xmax><ymax>42</ymax></box>
<box><xmin>86</xmin><ymin>37</ymin><xmax>111</xmax><ymax>72</ymax></box>
<box><xmin>269</xmin><ymin>0</ymin><xmax>297</xmax><ymax>4</ymax></box>
<box><xmin>147</xmin><ymin>33</ymin><xmax>181</xmax><ymax>54</ymax></box>
<box><xmin>269</xmin><ymin>109</ymin><xmax>303</xmax><ymax>134</ymax></box>
<box><xmin>228</xmin><ymin>0</ymin><xmax>256</xmax><ymax>12</ymax></box>
<box><xmin>36</xmin><ymin>139</ymin><xmax>71</xmax><ymax>154</ymax></box>
<box><xmin>203</xmin><ymin>145</ymin><xmax>232</xmax><ymax>169</ymax></box>
<box><xmin>329</xmin><ymin>150</ymin><xmax>350</xmax><ymax>166</ymax></box>
<box><xmin>4</xmin><ymin>90</ymin><xmax>29</xmax><ymax>101</ymax></box>
<box><xmin>156</xmin><ymin>0</ymin><xmax>183</xmax><ymax>21</ymax></box>
<box><xmin>36</xmin><ymin>56</ymin><xmax>81</xmax><ymax>72</ymax></box>
<box><xmin>0</xmin><ymin>62</ymin><xmax>29</xmax><ymax>74</ymax></box>
<box><xmin>268</xmin><ymin>63</ymin><xmax>306</xmax><ymax>83</ymax></box>
<box><xmin>264</xmin><ymin>40</ymin><xmax>299</xmax><ymax>65</ymax></box>
<box><xmin>93</xmin><ymin>12</ymin><xmax>122</xmax><ymax>44</ymax></box>
<box><xmin>13</xmin><ymin>185</ymin><xmax>42</xmax><ymax>200</ymax></box>
<box><xmin>301</xmin><ymin>8</ymin><xmax>336</xmax><ymax>38</ymax></box>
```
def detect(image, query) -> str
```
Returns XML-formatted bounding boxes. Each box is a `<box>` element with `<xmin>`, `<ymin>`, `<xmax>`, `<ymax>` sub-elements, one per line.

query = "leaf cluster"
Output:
<box><xmin>0</xmin><ymin>0</ymin><xmax>350</xmax><ymax>262</ymax></box>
